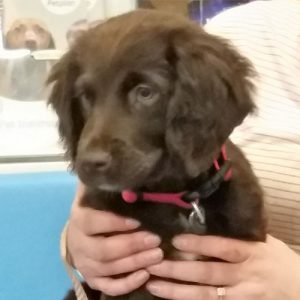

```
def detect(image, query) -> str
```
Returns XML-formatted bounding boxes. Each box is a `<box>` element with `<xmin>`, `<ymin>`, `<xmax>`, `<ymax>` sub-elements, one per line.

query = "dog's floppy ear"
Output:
<box><xmin>166</xmin><ymin>26</ymin><xmax>256</xmax><ymax>177</ymax></box>
<box><xmin>47</xmin><ymin>52</ymin><xmax>83</xmax><ymax>163</ymax></box>
<box><xmin>47</xmin><ymin>34</ymin><xmax>56</xmax><ymax>49</ymax></box>
<box><xmin>5</xmin><ymin>30</ymin><xmax>16</xmax><ymax>49</ymax></box>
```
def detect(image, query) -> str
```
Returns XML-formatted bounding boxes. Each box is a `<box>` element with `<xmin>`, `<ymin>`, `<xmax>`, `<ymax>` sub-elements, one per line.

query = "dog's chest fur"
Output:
<box><xmin>76</xmin><ymin>143</ymin><xmax>267</xmax><ymax>300</ymax></box>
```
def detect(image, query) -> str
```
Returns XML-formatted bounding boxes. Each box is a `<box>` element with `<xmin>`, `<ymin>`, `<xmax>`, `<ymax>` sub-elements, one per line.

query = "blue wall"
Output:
<box><xmin>0</xmin><ymin>171</ymin><xmax>77</xmax><ymax>300</ymax></box>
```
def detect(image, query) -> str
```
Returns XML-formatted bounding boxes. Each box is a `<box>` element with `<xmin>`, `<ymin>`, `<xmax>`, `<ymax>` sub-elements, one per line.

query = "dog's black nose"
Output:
<box><xmin>78</xmin><ymin>151</ymin><xmax>112</xmax><ymax>175</ymax></box>
<box><xmin>25</xmin><ymin>40</ymin><xmax>37</xmax><ymax>51</ymax></box>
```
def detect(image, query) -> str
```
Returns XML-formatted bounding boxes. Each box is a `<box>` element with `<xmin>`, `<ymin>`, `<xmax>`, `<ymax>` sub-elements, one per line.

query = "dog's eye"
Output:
<box><xmin>78</xmin><ymin>88</ymin><xmax>94</xmax><ymax>102</ymax></box>
<box><xmin>14</xmin><ymin>26</ymin><xmax>24</xmax><ymax>33</ymax></box>
<box><xmin>138</xmin><ymin>86</ymin><xmax>152</xmax><ymax>98</ymax></box>
<box><xmin>129</xmin><ymin>84</ymin><xmax>159</xmax><ymax>107</ymax></box>
<box><xmin>77</xmin><ymin>88</ymin><xmax>95</xmax><ymax>114</ymax></box>
<box><xmin>35</xmin><ymin>26</ymin><xmax>45</xmax><ymax>35</ymax></box>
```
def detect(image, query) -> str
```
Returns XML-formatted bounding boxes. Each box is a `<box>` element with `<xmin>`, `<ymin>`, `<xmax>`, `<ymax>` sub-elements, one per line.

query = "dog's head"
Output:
<box><xmin>6</xmin><ymin>18</ymin><xmax>55</xmax><ymax>51</ymax></box>
<box><xmin>48</xmin><ymin>10</ymin><xmax>255</xmax><ymax>191</ymax></box>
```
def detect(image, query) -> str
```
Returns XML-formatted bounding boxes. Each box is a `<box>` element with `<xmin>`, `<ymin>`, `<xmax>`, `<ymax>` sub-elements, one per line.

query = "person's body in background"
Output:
<box><xmin>206</xmin><ymin>0</ymin><xmax>300</xmax><ymax>254</ymax></box>
<box><xmin>65</xmin><ymin>1</ymin><xmax>300</xmax><ymax>299</ymax></box>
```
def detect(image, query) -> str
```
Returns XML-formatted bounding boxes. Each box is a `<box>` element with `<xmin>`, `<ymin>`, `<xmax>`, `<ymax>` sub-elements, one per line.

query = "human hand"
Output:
<box><xmin>66</xmin><ymin>184</ymin><xmax>163</xmax><ymax>296</ymax></box>
<box><xmin>146</xmin><ymin>234</ymin><xmax>300</xmax><ymax>300</ymax></box>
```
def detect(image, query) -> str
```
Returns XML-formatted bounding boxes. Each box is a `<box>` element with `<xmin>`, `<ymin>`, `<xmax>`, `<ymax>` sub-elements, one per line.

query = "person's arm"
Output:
<box><xmin>65</xmin><ymin>184</ymin><xmax>163</xmax><ymax>296</ymax></box>
<box><xmin>146</xmin><ymin>234</ymin><xmax>300</xmax><ymax>300</ymax></box>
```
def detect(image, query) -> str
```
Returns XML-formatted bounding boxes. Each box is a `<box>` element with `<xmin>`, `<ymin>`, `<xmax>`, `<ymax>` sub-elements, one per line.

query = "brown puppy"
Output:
<box><xmin>48</xmin><ymin>10</ymin><xmax>267</xmax><ymax>300</ymax></box>
<box><xmin>5</xmin><ymin>18</ymin><xmax>55</xmax><ymax>51</ymax></box>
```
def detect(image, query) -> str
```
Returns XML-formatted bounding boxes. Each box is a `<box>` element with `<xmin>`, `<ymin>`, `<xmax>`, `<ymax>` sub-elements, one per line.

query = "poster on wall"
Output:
<box><xmin>188</xmin><ymin>0</ymin><xmax>255</xmax><ymax>24</ymax></box>
<box><xmin>0</xmin><ymin>0</ymin><xmax>136</xmax><ymax>161</ymax></box>
<box><xmin>0</xmin><ymin>0</ymin><xmax>89</xmax><ymax>100</ymax></box>
<box><xmin>0</xmin><ymin>0</ymin><xmax>89</xmax><ymax>161</ymax></box>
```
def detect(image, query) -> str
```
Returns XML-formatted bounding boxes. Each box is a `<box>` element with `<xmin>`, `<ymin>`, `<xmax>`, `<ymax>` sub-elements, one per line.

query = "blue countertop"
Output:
<box><xmin>0</xmin><ymin>171</ymin><xmax>77</xmax><ymax>300</ymax></box>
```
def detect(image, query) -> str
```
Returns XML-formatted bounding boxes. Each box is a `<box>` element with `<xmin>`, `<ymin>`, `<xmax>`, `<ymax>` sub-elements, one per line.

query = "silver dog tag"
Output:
<box><xmin>188</xmin><ymin>202</ymin><xmax>206</xmax><ymax>234</ymax></box>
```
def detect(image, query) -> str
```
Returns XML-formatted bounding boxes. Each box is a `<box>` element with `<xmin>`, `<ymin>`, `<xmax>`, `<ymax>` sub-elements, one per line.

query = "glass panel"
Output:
<box><xmin>0</xmin><ymin>0</ymin><xmax>139</xmax><ymax>163</ymax></box>
<box><xmin>0</xmin><ymin>0</ymin><xmax>88</xmax><ymax>163</ymax></box>
<box><xmin>0</xmin><ymin>0</ymin><xmax>259</xmax><ymax>163</ymax></box>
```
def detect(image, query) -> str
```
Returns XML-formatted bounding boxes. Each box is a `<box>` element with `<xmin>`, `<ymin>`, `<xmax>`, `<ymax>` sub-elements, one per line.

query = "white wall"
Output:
<box><xmin>104</xmin><ymin>0</ymin><xmax>136</xmax><ymax>17</ymax></box>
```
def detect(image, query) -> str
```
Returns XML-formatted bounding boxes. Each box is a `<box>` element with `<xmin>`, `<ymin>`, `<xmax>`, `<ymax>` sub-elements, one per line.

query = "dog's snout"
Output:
<box><xmin>25</xmin><ymin>39</ymin><xmax>37</xmax><ymax>50</ymax></box>
<box><xmin>78</xmin><ymin>151</ymin><xmax>112</xmax><ymax>175</ymax></box>
<box><xmin>25</xmin><ymin>30</ymin><xmax>36</xmax><ymax>41</ymax></box>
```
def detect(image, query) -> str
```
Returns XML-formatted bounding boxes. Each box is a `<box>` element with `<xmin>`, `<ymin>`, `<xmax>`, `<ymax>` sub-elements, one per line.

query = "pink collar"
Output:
<box><xmin>122</xmin><ymin>190</ymin><xmax>192</xmax><ymax>208</ymax></box>
<box><xmin>122</xmin><ymin>145</ymin><xmax>232</xmax><ymax>209</ymax></box>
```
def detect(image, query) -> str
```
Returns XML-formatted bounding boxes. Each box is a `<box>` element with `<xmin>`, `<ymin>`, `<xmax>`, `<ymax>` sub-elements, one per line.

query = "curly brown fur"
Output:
<box><xmin>48</xmin><ymin>10</ymin><xmax>267</xmax><ymax>300</ymax></box>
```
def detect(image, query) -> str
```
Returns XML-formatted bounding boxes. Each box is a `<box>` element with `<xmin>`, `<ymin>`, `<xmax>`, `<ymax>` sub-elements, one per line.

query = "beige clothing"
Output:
<box><xmin>206</xmin><ymin>0</ymin><xmax>300</xmax><ymax>253</ymax></box>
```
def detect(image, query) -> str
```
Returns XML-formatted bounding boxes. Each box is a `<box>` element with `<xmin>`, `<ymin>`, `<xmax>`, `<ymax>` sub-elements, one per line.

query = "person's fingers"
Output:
<box><xmin>70</xmin><ymin>205</ymin><xmax>141</xmax><ymax>235</ymax></box>
<box><xmin>147</xmin><ymin>259</ymin><xmax>240</xmax><ymax>286</ymax></box>
<box><xmin>173</xmin><ymin>235</ymin><xmax>255</xmax><ymax>263</ymax></box>
<box><xmin>85</xmin><ymin>231</ymin><xmax>161</xmax><ymax>262</ymax></box>
<box><xmin>71</xmin><ymin>183</ymin><xmax>141</xmax><ymax>235</ymax></box>
<box><xmin>80</xmin><ymin>248</ymin><xmax>163</xmax><ymax>277</ymax></box>
<box><xmin>102</xmin><ymin>248</ymin><xmax>163</xmax><ymax>275</ymax></box>
<box><xmin>88</xmin><ymin>270</ymin><xmax>150</xmax><ymax>296</ymax></box>
<box><xmin>147</xmin><ymin>280</ymin><xmax>233</xmax><ymax>300</ymax></box>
